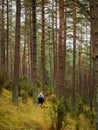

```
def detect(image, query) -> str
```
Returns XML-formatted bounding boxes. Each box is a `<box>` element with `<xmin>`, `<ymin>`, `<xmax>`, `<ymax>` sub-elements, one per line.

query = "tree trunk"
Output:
<box><xmin>52</xmin><ymin>0</ymin><xmax>55</xmax><ymax>86</ymax></box>
<box><xmin>56</xmin><ymin>1</ymin><xmax>66</xmax><ymax>129</ymax></box>
<box><xmin>32</xmin><ymin>0</ymin><xmax>37</xmax><ymax>103</ymax></box>
<box><xmin>64</xmin><ymin>6</ymin><xmax>67</xmax><ymax>93</ymax></box>
<box><xmin>41</xmin><ymin>0</ymin><xmax>45</xmax><ymax>93</ymax></box>
<box><xmin>78</xmin><ymin>24</ymin><xmax>82</xmax><ymax>96</ymax></box>
<box><xmin>71</xmin><ymin>0</ymin><xmax>76</xmax><ymax>106</ymax></box>
<box><xmin>27</xmin><ymin>23</ymin><xmax>31</xmax><ymax>80</ymax></box>
<box><xmin>85</xmin><ymin>24</ymin><xmax>89</xmax><ymax>101</ymax></box>
<box><xmin>48</xmin><ymin>13</ymin><xmax>52</xmax><ymax>85</ymax></box>
<box><xmin>6</xmin><ymin>0</ymin><xmax>9</xmax><ymax>75</ymax></box>
<box><xmin>1</xmin><ymin>0</ymin><xmax>5</xmax><ymax>70</ymax></box>
<box><xmin>57</xmin><ymin>0</ymin><xmax>65</xmax><ymax>98</ymax></box>
<box><xmin>89</xmin><ymin>35</ymin><xmax>93</xmax><ymax>110</ymax></box>
<box><xmin>9</xmin><ymin>0</ymin><xmax>13</xmax><ymax>79</ymax></box>
<box><xmin>54</xmin><ymin>0</ymin><xmax>58</xmax><ymax>87</ymax></box>
<box><xmin>22</xmin><ymin>8</ymin><xmax>27</xmax><ymax>75</ymax></box>
<box><xmin>30</xmin><ymin>7</ymin><xmax>33</xmax><ymax>82</ymax></box>
<box><xmin>12</xmin><ymin>0</ymin><xmax>21</xmax><ymax>103</ymax></box>
<box><xmin>90</xmin><ymin>0</ymin><xmax>98</xmax><ymax>129</ymax></box>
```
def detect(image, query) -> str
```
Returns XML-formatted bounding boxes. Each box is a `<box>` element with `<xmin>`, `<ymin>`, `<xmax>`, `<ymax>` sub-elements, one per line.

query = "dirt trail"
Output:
<box><xmin>0</xmin><ymin>89</ymin><xmax>51</xmax><ymax>130</ymax></box>
<box><xmin>27</xmin><ymin>101</ymin><xmax>51</xmax><ymax>130</ymax></box>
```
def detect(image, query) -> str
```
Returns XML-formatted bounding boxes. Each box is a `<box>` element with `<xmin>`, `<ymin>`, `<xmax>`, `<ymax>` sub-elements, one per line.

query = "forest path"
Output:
<box><xmin>0</xmin><ymin>89</ymin><xmax>96</xmax><ymax>130</ymax></box>
<box><xmin>0</xmin><ymin>89</ymin><xmax>51</xmax><ymax>130</ymax></box>
<box><xmin>27</xmin><ymin>101</ymin><xmax>51</xmax><ymax>130</ymax></box>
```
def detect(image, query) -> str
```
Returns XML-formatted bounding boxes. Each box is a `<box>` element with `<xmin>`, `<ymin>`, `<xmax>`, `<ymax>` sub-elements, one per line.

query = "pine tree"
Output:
<box><xmin>12</xmin><ymin>0</ymin><xmax>21</xmax><ymax>103</ymax></box>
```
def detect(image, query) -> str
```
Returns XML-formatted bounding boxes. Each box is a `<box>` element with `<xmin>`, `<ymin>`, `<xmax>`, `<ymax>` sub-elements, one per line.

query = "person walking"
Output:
<box><xmin>38</xmin><ymin>91</ymin><xmax>45</xmax><ymax>106</ymax></box>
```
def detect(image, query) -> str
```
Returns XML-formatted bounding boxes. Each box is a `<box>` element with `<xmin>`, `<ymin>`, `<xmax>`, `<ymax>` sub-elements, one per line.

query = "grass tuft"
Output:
<box><xmin>0</xmin><ymin>89</ymin><xmax>96</xmax><ymax>130</ymax></box>
<box><xmin>0</xmin><ymin>89</ymin><xmax>51</xmax><ymax>130</ymax></box>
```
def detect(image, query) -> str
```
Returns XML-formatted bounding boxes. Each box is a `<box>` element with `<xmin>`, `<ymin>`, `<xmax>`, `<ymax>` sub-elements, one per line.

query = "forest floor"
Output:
<box><xmin>0</xmin><ymin>89</ymin><xmax>95</xmax><ymax>130</ymax></box>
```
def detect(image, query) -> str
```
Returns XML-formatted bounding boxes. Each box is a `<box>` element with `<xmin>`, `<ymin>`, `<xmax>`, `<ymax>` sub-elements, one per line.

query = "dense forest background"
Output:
<box><xmin>0</xmin><ymin>0</ymin><xmax>98</xmax><ymax>130</ymax></box>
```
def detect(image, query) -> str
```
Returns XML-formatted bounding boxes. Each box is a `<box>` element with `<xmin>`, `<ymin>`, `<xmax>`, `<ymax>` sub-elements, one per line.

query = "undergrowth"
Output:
<box><xmin>0</xmin><ymin>89</ymin><xmax>50</xmax><ymax>130</ymax></box>
<box><xmin>0</xmin><ymin>89</ymin><xmax>96</xmax><ymax>130</ymax></box>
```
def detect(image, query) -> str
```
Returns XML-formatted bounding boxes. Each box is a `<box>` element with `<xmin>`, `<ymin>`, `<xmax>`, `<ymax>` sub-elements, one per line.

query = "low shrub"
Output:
<box><xmin>18</xmin><ymin>76</ymin><xmax>32</xmax><ymax>103</ymax></box>
<box><xmin>5</xmin><ymin>80</ymin><xmax>13</xmax><ymax>91</ymax></box>
<box><xmin>50</xmin><ymin>95</ymin><xmax>66</xmax><ymax>130</ymax></box>
<box><xmin>0</xmin><ymin>71</ymin><xmax>7</xmax><ymax>94</ymax></box>
<box><xmin>84</xmin><ymin>109</ymin><xmax>95</xmax><ymax>124</ymax></box>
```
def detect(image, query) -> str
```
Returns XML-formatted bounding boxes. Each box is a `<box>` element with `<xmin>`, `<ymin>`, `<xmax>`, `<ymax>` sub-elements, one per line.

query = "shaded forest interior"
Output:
<box><xmin>0</xmin><ymin>0</ymin><xmax>98</xmax><ymax>130</ymax></box>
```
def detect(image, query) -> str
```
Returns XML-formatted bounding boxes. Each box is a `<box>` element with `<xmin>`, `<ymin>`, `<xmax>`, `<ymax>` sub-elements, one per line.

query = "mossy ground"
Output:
<box><xmin>0</xmin><ymin>89</ymin><xmax>51</xmax><ymax>130</ymax></box>
<box><xmin>0</xmin><ymin>89</ymin><xmax>95</xmax><ymax>130</ymax></box>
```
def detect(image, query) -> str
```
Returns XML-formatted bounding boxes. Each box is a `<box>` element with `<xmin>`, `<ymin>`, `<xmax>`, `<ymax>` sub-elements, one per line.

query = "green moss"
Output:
<box><xmin>0</xmin><ymin>89</ymin><xmax>96</xmax><ymax>130</ymax></box>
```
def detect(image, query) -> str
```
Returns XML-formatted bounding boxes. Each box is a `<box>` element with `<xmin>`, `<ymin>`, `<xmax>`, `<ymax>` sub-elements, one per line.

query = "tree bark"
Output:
<box><xmin>1</xmin><ymin>0</ymin><xmax>5</xmax><ymax>70</ymax></box>
<box><xmin>71</xmin><ymin>0</ymin><xmax>76</xmax><ymax>106</ymax></box>
<box><xmin>32</xmin><ymin>0</ymin><xmax>37</xmax><ymax>103</ymax></box>
<box><xmin>6</xmin><ymin>0</ymin><xmax>9</xmax><ymax>74</ymax></box>
<box><xmin>41</xmin><ymin>0</ymin><xmax>45</xmax><ymax>93</ymax></box>
<box><xmin>90</xmin><ymin>0</ymin><xmax>98</xmax><ymax>129</ymax></box>
<box><xmin>57</xmin><ymin>0</ymin><xmax>65</xmax><ymax>98</ymax></box>
<box><xmin>9</xmin><ymin>0</ymin><xmax>13</xmax><ymax>79</ymax></box>
<box><xmin>12</xmin><ymin>0</ymin><xmax>21</xmax><ymax>103</ymax></box>
<box><xmin>78</xmin><ymin>24</ymin><xmax>82</xmax><ymax>96</ymax></box>
<box><xmin>22</xmin><ymin>8</ymin><xmax>27</xmax><ymax>75</ymax></box>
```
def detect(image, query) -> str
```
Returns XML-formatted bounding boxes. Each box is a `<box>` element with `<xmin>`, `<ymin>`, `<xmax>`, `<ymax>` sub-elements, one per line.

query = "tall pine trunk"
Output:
<box><xmin>12</xmin><ymin>0</ymin><xmax>21</xmax><ymax>103</ymax></box>
<box><xmin>57</xmin><ymin>0</ymin><xmax>65</xmax><ymax>98</ymax></box>
<box><xmin>32</xmin><ymin>0</ymin><xmax>37</xmax><ymax>103</ymax></box>
<box><xmin>1</xmin><ymin>0</ymin><xmax>5</xmax><ymax>70</ymax></box>
<box><xmin>71</xmin><ymin>0</ymin><xmax>76</xmax><ymax>106</ymax></box>
<box><xmin>57</xmin><ymin>1</ymin><xmax>66</xmax><ymax>129</ymax></box>
<box><xmin>78</xmin><ymin>24</ymin><xmax>82</xmax><ymax>96</ymax></box>
<box><xmin>90</xmin><ymin>0</ymin><xmax>98</xmax><ymax>129</ymax></box>
<box><xmin>41</xmin><ymin>0</ymin><xmax>45</xmax><ymax>93</ymax></box>
<box><xmin>85</xmin><ymin>24</ymin><xmax>89</xmax><ymax>101</ymax></box>
<box><xmin>52</xmin><ymin>0</ymin><xmax>55</xmax><ymax>86</ymax></box>
<box><xmin>22</xmin><ymin>8</ymin><xmax>27</xmax><ymax>76</ymax></box>
<box><xmin>30</xmin><ymin>7</ymin><xmax>33</xmax><ymax>82</ymax></box>
<box><xmin>6</xmin><ymin>0</ymin><xmax>9</xmax><ymax>74</ymax></box>
<box><xmin>9</xmin><ymin>0</ymin><xmax>13</xmax><ymax>79</ymax></box>
<box><xmin>55</xmin><ymin>0</ymin><xmax>58</xmax><ymax>87</ymax></box>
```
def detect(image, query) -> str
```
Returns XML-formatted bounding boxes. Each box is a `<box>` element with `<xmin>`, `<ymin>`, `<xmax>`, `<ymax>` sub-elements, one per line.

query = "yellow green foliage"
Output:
<box><xmin>0</xmin><ymin>89</ymin><xmax>96</xmax><ymax>130</ymax></box>
<box><xmin>0</xmin><ymin>89</ymin><xmax>51</xmax><ymax>130</ymax></box>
